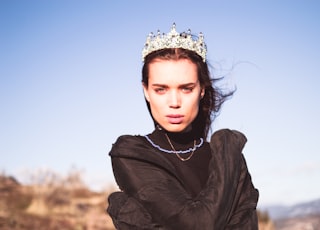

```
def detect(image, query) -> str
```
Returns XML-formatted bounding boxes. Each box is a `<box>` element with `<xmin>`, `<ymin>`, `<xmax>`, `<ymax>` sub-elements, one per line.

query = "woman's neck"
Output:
<box><xmin>155</xmin><ymin>125</ymin><xmax>199</xmax><ymax>145</ymax></box>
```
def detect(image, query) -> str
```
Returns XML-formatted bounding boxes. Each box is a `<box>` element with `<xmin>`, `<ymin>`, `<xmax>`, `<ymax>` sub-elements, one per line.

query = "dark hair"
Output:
<box><xmin>142</xmin><ymin>48</ymin><xmax>234</xmax><ymax>139</ymax></box>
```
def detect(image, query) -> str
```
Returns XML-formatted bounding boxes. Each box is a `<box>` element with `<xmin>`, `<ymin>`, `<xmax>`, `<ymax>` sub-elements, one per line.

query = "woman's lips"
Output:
<box><xmin>166</xmin><ymin>114</ymin><xmax>184</xmax><ymax>124</ymax></box>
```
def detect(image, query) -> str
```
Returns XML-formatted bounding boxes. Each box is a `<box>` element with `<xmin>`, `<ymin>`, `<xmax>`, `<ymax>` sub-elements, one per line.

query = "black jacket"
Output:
<box><xmin>107</xmin><ymin>129</ymin><xmax>259</xmax><ymax>229</ymax></box>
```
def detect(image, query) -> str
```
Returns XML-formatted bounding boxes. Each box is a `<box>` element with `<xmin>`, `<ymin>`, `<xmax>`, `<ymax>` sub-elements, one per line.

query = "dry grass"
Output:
<box><xmin>0</xmin><ymin>171</ymin><xmax>115</xmax><ymax>230</ymax></box>
<box><xmin>258</xmin><ymin>210</ymin><xmax>275</xmax><ymax>230</ymax></box>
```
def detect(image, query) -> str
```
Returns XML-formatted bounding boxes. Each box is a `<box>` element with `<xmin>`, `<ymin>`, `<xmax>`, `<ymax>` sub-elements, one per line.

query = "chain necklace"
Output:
<box><xmin>144</xmin><ymin>135</ymin><xmax>203</xmax><ymax>155</ymax></box>
<box><xmin>164</xmin><ymin>133</ymin><xmax>197</xmax><ymax>162</ymax></box>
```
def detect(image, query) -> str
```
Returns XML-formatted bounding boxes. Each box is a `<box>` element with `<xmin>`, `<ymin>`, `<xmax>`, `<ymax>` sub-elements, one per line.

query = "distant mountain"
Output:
<box><xmin>262</xmin><ymin>198</ymin><xmax>320</xmax><ymax>220</ymax></box>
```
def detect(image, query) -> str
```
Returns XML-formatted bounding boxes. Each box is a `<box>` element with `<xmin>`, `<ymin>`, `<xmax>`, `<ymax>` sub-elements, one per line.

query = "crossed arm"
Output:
<box><xmin>108</xmin><ymin>156</ymin><xmax>258</xmax><ymax>229</ymax></box>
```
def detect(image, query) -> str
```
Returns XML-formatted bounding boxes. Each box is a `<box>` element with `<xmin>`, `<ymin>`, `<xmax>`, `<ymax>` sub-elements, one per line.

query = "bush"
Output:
<box><xmin>257</xmin><ymin>210</ymin><xmax>271</xmax><ymax>223</ymax></box>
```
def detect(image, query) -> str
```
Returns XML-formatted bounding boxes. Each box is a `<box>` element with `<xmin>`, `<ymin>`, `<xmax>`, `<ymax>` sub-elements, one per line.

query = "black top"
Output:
<box><xmin>107</xmin><ymin>129</ymin><xmax>259</xmax><ymax>230</ymax></box>
<box><xmin>147</xmin><ymin>127</ymin><xmax>211</xmax><ymax>197</ymax></box>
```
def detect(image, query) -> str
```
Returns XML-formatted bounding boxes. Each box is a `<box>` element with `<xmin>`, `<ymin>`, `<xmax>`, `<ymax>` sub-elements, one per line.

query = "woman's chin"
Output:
<box><xmin>160</xmin><ymin>123</ymin><xmax>191</xmax><ymax>133</ymax></box>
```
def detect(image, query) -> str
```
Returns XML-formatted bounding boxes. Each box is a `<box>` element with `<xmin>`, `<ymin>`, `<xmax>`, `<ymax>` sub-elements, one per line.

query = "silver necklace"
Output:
<box><xmin>144</xmin><ymin>134</ymin><xmax>203</xmax><ymax>160</ymax></box>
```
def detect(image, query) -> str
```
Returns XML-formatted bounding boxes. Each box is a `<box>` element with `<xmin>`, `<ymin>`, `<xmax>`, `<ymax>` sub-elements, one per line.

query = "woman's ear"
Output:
<box><xmin>142</xmin><ymin>83</ymin><xmax>150</xmax><ymax>102</ymax></box>
<box><xmin>200</xmin><ymin>87</ymin><xmax>205</xmax><ymax>99</ymax></box>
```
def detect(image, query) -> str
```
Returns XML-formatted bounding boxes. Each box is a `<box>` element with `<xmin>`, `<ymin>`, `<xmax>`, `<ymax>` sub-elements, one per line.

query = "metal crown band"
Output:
<box><xmin>142</xmin><ymin>23</ymin><xmax>207</xmax><ymax>62</ymax></box>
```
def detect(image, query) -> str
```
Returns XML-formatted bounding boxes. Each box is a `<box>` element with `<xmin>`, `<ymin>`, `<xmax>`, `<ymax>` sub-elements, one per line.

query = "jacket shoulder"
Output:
<box><xmin>210</xmin><ymin>129</ymin><xmax>247</xmax><ymax>151</ymax></box>
<box><xmin>109</xmin><ymin>135</ymin><xmax>147</xmax><ymax>157</ymax></box>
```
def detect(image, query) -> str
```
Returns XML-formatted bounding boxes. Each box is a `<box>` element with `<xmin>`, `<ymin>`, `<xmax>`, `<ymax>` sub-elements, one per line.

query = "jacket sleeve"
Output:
<box><xmin>107</xmin><ymin>191</ymin><xmax>161</xmax><ymax>230</ymax></box>
<box><xmin>208</xmin><ymin>130</ymin><xmax>259</xmax><ymax>229</ymax></box>
<box><xmin>225</xmin><ymin>155</ymin><xmax>259</xmax><ymax>229</ymax></box>
<box><xmin>110</xmin><ymin>156</ymin><xmax>219</xmax><ymax>229</ymax></box>
<box><xmin>108</xmin><ymin>130</ymin><xmax>259</xmax><ymax>229</ymax></box>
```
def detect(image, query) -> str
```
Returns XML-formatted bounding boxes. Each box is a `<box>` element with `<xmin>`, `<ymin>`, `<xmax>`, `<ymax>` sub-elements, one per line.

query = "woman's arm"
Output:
<box><xmin>111</xmin><ymin>156</ymin><xmax>218</xmax><ymax>229</ymax></box>
<box><xmin>107</xmin><ymin>191</ymin><xmax>161</xmax><ymax>230</ymax></box>
<box><xmin>225</xmin><ymin>155</ymin><xmax>259</xmax><ymax>229</ymax></box>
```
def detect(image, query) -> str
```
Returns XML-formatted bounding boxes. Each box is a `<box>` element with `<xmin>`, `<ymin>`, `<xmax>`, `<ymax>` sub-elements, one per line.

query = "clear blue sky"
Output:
<box><xmin>1</xmin><ymin>0</ymin><xmax>319</xmax><ymax>207</ymax></box>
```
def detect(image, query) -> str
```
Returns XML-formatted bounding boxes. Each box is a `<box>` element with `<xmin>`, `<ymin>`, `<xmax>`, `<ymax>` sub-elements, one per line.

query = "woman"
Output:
<box><xmin>107</xmin><ymin>24</ymin><xmax>259</xmax><ymax>229</ymax></box>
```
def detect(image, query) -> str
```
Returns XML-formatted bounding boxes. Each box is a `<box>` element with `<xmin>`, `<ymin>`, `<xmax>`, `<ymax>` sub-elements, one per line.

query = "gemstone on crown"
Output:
<box><xmin>142</xmin><ymin>23</ymin><xmax>207</xmax><ymax>62</ymax></box>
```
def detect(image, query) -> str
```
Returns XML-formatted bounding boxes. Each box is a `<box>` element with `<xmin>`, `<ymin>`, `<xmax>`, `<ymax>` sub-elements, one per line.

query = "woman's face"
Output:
<box><xmin>143</xmin><ymin>59</ymin><xmax>204</xmax><ymax>132</ymax></box>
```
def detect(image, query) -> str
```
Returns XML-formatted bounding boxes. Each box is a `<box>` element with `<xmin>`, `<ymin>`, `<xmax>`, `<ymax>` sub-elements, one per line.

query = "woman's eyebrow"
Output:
<box><xmin>151</xmin><ymin>82</ymin><xmax>197</xmax><ymax>86</ymax></box>
<box><xmin>179</xmin><ymin>82</ymin><xmax>197</xmax><ymax>87</ymax></box>
<box><xmin>150</xmin><ymin>83</ymin><xmax>168</xmax><ymax>87</ymax></box>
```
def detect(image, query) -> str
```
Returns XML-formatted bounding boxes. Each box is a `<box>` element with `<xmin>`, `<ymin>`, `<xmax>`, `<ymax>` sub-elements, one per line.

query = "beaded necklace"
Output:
<box><xmin>144</xmin><ymin>134</ymin><xmax>204</xmax><ymax>161</ymax></box>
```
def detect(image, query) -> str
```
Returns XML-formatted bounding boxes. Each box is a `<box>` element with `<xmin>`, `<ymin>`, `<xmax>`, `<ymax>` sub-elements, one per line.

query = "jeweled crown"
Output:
<box><xmin>142</xmin><ymin>23</ymin><xmax>207</xmax><ymax>62</ymax></box>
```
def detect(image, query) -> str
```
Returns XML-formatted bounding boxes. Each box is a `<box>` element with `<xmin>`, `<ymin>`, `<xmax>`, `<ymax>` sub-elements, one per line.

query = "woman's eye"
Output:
<box><xmin>155</xmin><ymin>88</ymin><xmax>166</xmax><ymax>94</ymax></box>
<box><xmin>182</xmin><ymin>87</ymin><xmax>193</xmax><ymax>93</ymax></box>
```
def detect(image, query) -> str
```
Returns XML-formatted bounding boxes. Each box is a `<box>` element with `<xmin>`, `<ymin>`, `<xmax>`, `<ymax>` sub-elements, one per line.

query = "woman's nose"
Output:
<box><xmin>168</xmin><ymin>90</ymin><xmax>181</xmax><ymax>108</ymax></box>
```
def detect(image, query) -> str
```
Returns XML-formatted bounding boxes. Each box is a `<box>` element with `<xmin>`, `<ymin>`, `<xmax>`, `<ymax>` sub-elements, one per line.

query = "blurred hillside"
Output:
<box><xmin>0</xmin><ymin>172</ymin><xmax>115</xmax><ymax>230</ymax></box>
<box><xmin>263</xmin><ymin>200</ymin><xmax>320</xmax><ymax>230</ymax></box>
<box><xmin>0</xmin><ymin>172</ymin><xmax>275</xmax><ymax>229</ymax></box>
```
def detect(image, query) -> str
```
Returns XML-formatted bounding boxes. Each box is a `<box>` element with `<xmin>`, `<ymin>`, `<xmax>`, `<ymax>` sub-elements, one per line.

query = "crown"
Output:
<box><xmin>142</xmin><ymin>23</ymin><xmax>207</xmax><ymax>62</ymax></box>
